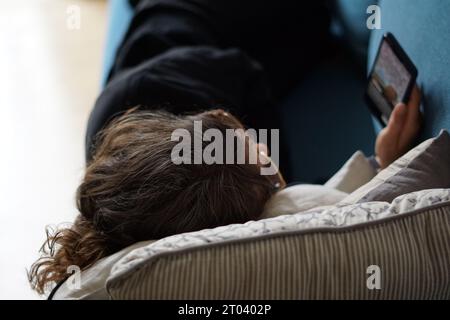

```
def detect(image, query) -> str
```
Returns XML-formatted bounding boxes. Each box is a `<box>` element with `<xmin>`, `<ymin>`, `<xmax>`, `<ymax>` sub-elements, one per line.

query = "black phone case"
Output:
<box><xmin>365</xmin><ymin>32</ymin><xmax>418</xmax><ymax>126</ymax></box>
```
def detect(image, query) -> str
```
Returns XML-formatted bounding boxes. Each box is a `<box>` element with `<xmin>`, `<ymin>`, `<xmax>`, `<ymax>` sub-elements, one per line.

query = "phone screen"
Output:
<box><xmin>367</xmin><ymin>37</ymin><xmax>415</xmax><ymax>125</ymax></box>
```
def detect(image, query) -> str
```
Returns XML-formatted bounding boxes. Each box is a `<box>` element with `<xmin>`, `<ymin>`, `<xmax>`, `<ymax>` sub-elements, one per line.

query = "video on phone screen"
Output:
<box><xmin>368</xmin><ymin>40</ymin><xmax>411</xmax><ymax>122</ymax></box>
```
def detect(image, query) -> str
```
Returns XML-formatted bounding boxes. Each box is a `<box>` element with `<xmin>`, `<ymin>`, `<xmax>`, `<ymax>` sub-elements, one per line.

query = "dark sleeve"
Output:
<box><xmin>110</xmin><ymin>0</ymin><xmax>330</xmax><ymax>90</ymax></box>
<box><xmin>86</xmin><ymin>0</ymin><xmax>330</xmax><ymax>160</ymax></box>
<box><xmin>85</xmin><ymin>46</ymin><xmax>274</xmax><ymax>161</ymax></box>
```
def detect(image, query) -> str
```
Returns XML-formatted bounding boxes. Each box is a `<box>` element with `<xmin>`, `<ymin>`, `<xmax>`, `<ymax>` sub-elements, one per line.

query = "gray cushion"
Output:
<box><xmin>52</xmin><ymin>190</ymin><xmax>450</xmax><ymax>299</ymax></box>
<box><xmin>101</xmin><ymin>189</ymin><xmax>450</xmax><ymax>300</ymax></box>
<box><xmin>342</xmin><ymin>130</ymin><xmax>450</xmax><ymax>204</ymax></box>
<box><xmin>107</xmin><ymin>198</ymin><xmax>450</xmax><ymax>299</ymax></box>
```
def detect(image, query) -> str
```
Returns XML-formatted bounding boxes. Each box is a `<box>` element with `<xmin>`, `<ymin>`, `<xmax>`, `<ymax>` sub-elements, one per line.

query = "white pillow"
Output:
<box><xmin>325</xmin><ymin>151</ymin><xmax>377</xmax><ymax>193</ymax></box>
<box><xmin>260</xmin><ymin>184</ymin><xmax>347</xmax><ymax>219</ymax></box>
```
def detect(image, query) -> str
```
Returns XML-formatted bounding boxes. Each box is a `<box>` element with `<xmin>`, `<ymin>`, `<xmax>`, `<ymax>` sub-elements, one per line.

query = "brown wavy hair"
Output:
<box><xmin>28</xmin><ymin>108</ymin><xmax>280</xmax><ymax>295</ymax></box>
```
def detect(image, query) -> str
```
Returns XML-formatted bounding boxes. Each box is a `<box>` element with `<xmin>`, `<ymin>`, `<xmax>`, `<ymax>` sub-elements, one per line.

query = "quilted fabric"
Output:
<box><xmin>110</xmin><ymin>188</ymin><xmax>450</xmax><ymax>278</ymax></box>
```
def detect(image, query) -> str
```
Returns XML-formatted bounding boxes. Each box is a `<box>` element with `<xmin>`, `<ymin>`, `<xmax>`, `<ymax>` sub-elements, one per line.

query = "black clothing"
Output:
<box><xmin>86</xmin><ymin>0</ymin><xmax>330</xmax><ymax>167</ymax></box>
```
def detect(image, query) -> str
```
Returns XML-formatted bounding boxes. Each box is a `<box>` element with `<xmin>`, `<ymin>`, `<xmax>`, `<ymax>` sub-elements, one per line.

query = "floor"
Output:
<box><xmin>0</xmin><ymin>0</ymin><xmax>107</xmax><ymax>299</ymax></box>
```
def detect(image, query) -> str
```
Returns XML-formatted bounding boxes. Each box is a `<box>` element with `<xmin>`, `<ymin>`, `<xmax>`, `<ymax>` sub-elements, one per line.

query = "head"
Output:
<box><xmin>29</xmin><ymin>108</ymin><xmax>285</xmax><ymax>294</ymax></box>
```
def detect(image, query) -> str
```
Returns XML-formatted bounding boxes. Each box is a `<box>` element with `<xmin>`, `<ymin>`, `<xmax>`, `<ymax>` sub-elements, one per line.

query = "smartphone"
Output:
<box><xmin>365</xmin><ymin>32</ymin><xmax>418</xmax><ymax>126</ymax></box>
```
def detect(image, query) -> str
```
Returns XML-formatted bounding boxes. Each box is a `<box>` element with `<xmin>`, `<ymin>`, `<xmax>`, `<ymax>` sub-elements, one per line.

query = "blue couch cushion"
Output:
<box><xmin>101</xmin><ymin>0</ymin><xmax>133</xmax><ymax>86</ymax></box>
<box><xmin>280</xmin><ymin>57</ymin><xmax>375</xmax><ymax>183</ymax></box>
<box><xmin>333</xmin><ymin>0</ymin><xmax>376</xmax><ymax>62</ymax></box>
<box><xmin>368</xmin><ymin>0</ymin><xmax>450</xmax><ymax>138</ymax></box>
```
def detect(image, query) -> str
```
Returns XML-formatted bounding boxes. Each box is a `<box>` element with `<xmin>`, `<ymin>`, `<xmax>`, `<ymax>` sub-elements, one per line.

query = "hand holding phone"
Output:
<box><xmin>375</xmin><ymin>85</ymin><xmax>422</xmax><ymax>169</ymax></box>
<box><xmin>366</xmin><ymin>33</ymin><xmax>418</xmax><ymax>126</ymax></box>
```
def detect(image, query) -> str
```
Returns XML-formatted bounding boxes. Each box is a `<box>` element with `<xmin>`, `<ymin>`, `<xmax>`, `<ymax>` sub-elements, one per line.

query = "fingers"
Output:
<box><xmin>408</xmin><ymin>85</ymin><xmax>422</xmax><ymax>123</ymax></box>
<box><xmin>400</xmin><ymin>85</ymin><xmax>422</xmax><ymax>147</ymax></box>
<box><xmin>374</xmin><ymin>85</ymin><xmax>423</xmax><ymax>169</ymax></box>
<box><xmin>406</xmin><ymin>85</ymin><xmax>422</xmax><ymax>125</ymax></box>
<box><xmin>386</xmin><ymin>102</ymin><xmax>407</xmax><ymax>138</ymax></box>
<box><xmin>408</xmin><ymin>85</ymin><xmax>421</xmax><ymax>110</ymax></box>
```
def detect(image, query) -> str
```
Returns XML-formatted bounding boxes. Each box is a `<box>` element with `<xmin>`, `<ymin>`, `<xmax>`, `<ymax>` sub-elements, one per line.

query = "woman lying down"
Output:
<box><xmin>29</xmin><ymin>0</ymin><xmax>422</xmax><ymax>296</ymax></box>
<box><xmin>29</xmin><ymin>86</ymin><xmax>422</xmax><ymax>295</ymax></box>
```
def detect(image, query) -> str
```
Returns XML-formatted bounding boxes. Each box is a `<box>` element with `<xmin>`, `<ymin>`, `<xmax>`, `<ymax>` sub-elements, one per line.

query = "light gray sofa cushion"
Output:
<box><xmin>104</xmin><ymin>189</ymin><xmax>450</xmax><ymax>300</ymax></box>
